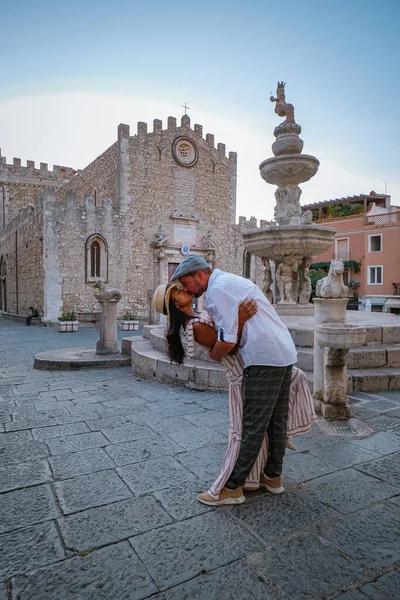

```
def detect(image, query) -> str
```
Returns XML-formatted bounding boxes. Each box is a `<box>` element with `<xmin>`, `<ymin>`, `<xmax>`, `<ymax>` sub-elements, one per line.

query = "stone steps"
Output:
<box><xmin>131</xmin><ymin>337</ymin><xmax>229</xmax><ymax>390</ymax></box>
<box><xmin>296</xmin><ymin>344</ymin><xmax>400</xmax><ymax>372</ymax></box>
<box><xmin>130</xmin><ymin>335</ymin><xmax>400</xmax><ymax>393</ymax></box>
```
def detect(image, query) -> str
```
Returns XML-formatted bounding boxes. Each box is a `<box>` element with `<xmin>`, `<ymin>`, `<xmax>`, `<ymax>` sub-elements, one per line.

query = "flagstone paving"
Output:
<box><xmin>0</xmin><ymin>319</ymin><xmax>399</xmax><ymax>598</ymax></box>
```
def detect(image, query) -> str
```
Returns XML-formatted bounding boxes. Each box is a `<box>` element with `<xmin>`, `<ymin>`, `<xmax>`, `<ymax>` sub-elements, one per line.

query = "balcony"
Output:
<box><xmin>364</xmin><ymin>212</ymin><xmax>400</xmax><ymax>226</ymax></box>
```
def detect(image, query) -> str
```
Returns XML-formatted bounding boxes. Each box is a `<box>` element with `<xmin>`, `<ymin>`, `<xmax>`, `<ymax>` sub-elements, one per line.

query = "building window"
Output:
<box><xmin>90</xmin><ymin>241</ymin><xmax>101</xmax><ymax>277</ymax></box>
<box><xmin>0</xmin><ymin>257</ymin><xmax>6</xmax><ymax>311</ymax></box>
<box><xmin>0</xmin><ymin>186</ymin><xmax>5</xmax><ymax>231</ymax></box>
<box><xmin>368</xmin><ymin>234</ymin><xmax>382</xmax><ymax>252</ymax></box>
<box><xmin>85</xmin><ymin>235</ymin><xmax>108</xmax><ymax>283</ymax></box>
<box><xmin>243</xmin><ymin>251</ymin><xmax>251</xmax><ymax>279</ymax></box>
<box><xmin>335</xmin><ymin>238</ymin><xmax>349</xmax><ymax>261</ymax></box>
<box><xmin>368</xmin><ymin>266</ymin><xmax>383</xmax><ymax>285</ymax></box>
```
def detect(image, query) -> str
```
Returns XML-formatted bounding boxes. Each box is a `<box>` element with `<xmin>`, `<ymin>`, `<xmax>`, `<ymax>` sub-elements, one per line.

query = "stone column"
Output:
<box><xmin>313</xmin><ymin>298</ymin><xmax>348</xmax><ymax>403</ymax></box>
<box><xmin>93</xmin><ymin>281</ymin><xmax>122</xmax><ymax>355</ymax></box>
<box><xmin>96</xmin><ymin>299</ymin><xmax>120</xmax><ymax>355</ymax></box>
<box><xmin>313</xmin><ymin>321</ymin><xmax>367</xmax><ymax>420</ymax></box>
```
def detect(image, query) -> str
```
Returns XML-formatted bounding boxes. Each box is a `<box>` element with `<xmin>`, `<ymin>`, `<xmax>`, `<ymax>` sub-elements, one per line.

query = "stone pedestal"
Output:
<box><xmin>96</xmin><ymin>299</ymin><xmax>120</xmax><ymax>355</ymax></box>
<box><xmin>275</xmin><ymin>303</ymin><xmax>314</xmax><ymax>317</ymax></box>
<box><xmin>313</xmin><ymin>297</ymin><xmax>349</xmax><ymax>326</ymax></box>
<box><xmin>313</xmin><ymin>320</ymin><xmax>367</xmax><ymax>420</ymax></box>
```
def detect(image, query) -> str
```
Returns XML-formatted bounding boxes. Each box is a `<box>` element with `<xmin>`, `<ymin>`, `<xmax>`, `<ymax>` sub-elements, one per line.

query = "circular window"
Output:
<box><xmin>172</xmin><ymin>137</ymin><xmax>198</xmax><ymax>167</ymax></box>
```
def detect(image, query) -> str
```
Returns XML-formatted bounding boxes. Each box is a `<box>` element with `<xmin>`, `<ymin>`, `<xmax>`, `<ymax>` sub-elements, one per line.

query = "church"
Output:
<box><xmin>0</xmin><ymin>113</ymin><xmax>262</xmax><ymax>323</ymax></box>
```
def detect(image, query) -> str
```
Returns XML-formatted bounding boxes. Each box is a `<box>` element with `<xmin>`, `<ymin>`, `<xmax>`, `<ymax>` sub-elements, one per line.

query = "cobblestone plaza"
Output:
<box><xmin>0</xmin><ymin>320</ymin><xmax>399</xmax><ymax>599</ymax></box>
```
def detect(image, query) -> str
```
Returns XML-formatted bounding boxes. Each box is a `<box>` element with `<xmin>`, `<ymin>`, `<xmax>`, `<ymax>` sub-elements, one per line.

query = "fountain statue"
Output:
<box><xmin>242</xmin><ymin>82</ymin><xmax>336</xmax><ymax>314</ymax></box>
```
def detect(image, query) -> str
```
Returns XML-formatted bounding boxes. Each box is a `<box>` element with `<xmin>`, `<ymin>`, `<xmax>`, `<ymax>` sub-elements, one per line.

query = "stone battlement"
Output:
<box><xmin>118</xmin><ymin>116</ymin><xmax>237</xmax><ymax>162</ymax></box>
<box><xmin>238</xmin><ymin>216</ymin><xmax>272</xmax><ymax>229</ymax></box>
<box><xmin>0</xmin><ymin>150</ymin><xmax>77</xmax><ymax>182</ymax></box>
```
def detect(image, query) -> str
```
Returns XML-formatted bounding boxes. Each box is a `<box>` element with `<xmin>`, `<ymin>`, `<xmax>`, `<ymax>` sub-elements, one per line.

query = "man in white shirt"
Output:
<box><xmin>171</xmin><ymin>255</ymin><xmax>297</xmax><ymax>506</ymax></box>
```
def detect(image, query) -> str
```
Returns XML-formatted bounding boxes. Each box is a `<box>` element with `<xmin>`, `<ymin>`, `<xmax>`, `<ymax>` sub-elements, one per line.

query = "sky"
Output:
<box><xmin>1</xmin><ymin>0</ymin><xmax>399</xmax><ymax>221</ymax></box>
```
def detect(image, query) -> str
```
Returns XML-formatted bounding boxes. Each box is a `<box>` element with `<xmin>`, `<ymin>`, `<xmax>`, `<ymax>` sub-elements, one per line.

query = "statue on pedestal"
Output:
<box><xmin>270</xmin><ymin>81</ymin><xmax>295</xmax><ymax>123</ymax></box>
<box><xmin>276</xmin><ymin>256</ymin><xmax>298</xmax><ymax>304</ymax></box>
<box><xmin>299</xmin><ymin>258</ymin><xmax>312</xmax><ymax>304</ymax></box>
<box><xmin>261</xmin><ymin>257</ymin><xmax>274</xmax><ymax>304</ymax></box>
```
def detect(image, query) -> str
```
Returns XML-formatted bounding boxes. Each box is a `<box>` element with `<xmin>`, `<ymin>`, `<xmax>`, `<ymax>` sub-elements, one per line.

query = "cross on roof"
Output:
<box><xmin>182</xmin><ymin>102</ymin><xmax>190</xmax><ymax>115</ymax></box>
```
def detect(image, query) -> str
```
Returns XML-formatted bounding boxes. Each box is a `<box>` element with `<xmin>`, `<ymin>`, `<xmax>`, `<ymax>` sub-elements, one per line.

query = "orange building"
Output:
<box><xmin>303</xmin><ymin>192</ymin><xmax>400</xmax><ymax>313</ymax></box>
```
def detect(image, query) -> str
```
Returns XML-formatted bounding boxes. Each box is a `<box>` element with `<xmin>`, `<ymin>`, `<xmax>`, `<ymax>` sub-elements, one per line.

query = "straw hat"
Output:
<box><xmin>152</xmin><ymin>282</ymin><xmax>180</xmax><ymax>321</ymax></box>
<box><xmin>152</xmin><ymin>284</ymin><xmax>167</xmax><ymax>314</ymax></box>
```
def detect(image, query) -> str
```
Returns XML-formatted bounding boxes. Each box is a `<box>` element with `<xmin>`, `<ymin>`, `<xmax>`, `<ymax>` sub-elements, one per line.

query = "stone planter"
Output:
<box><xmin>58</xmin><ymin>321</ymin><xmax>79</xmax><ymax>333</ymax></box>
<box><xmin>120</xmin><ymin>320</ymin><xmax>139</xmax><ymax>331</ymax></box>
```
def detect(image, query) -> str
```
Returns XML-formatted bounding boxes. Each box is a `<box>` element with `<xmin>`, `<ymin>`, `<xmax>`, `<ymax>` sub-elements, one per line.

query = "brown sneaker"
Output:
<box><xmin>260</xmin><ymin>474</ymin><xmax>284</xmax><ymax>495</ymax></box>
<box><xmin>197</xmin><ymin>486</ymin><xmax>245</xmax><ymax>506</ymax></box>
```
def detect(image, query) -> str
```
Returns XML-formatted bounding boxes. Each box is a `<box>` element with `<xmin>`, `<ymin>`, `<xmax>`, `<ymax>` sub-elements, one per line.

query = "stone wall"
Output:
<box><xmin>62</xmin><ymin>143</ymin><xmax>117</xmax><ymax>206</ymax></box>
<box><xmin>0</xmin><ymin>198</ymin><xmax>44</xmax><ymax>314</ymax></box>
<box><xmin>0</xmin><ymin>152</ymin><xmax>75</xmax><ymax>226</ymax></box>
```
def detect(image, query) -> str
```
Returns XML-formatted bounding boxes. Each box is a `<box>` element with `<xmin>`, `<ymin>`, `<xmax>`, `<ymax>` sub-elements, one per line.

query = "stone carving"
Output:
<box><xmin>316</xmin><ymin>259</ymin><xmax>349</xmax><ymax>299</ymax></box>
<box><xmin>151</xmin><ymin>225</ymin><xmax>168</xmax><ymax>247</ymax></box>
<box><xmin>276</xmin><ymin>255</ymin><xmax>298</xmax><ymax>304</ymax></box>
<box><xmin>262</xmin><ymin>157</ymin><xmax>319</xmax><ymax>186</ymax></box>
<box><xmin>261</xmin><ymin>257</ymin><xmax>274</xmax><ymax>304</ymax></box>
<box><xmin>270</xmin><ymin>81</ymin><xmax>295</xmax><ymax>124</ymax></box>
<box><xmin>299</xmin><ymin>258</ymin><xmax>312</xmax><ymax>304</ymax></box>
<box><xmin>93</xmin><ymin>280</ymin><xmax>122</xmax><ymax>302</ymax></box>
<box><xmin>274</xmin><ymin>185</ymin><xmax>302</xmax><ymax>225</ymax></box>
<box><xmin>301</xmin><ymin>210</ymin><xmax>313</xmax><ymax>224</ymax></box>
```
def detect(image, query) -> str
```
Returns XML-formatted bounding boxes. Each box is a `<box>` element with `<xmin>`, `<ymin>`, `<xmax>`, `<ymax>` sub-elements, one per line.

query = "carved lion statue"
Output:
<box><xmin>93</xmin><ymin>279</ymin><xmax>122</xmax><ymax>301</ymax></box>
<box><xmin>316</xmin><ymin>259</ymin><xmax>349</xmax><ymax>299</ymax></box>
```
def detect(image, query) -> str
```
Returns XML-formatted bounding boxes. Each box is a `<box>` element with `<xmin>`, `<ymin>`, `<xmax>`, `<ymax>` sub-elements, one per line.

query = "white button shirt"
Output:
<box><xmin>205</xmin><ymin>269</ymin><xmax>297</xmax><ymax>369</ymax></box>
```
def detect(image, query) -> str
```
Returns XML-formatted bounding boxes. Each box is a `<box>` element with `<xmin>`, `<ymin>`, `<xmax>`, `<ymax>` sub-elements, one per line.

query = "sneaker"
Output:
<box><xmin>286</xmin><ymin>438</ymin><xmax>297</xmax><ymax>451</ymax></box>
<box><xmin>260</xmin><ymin>474</ymin><xmax>284</xmax><ymax>495</ymax></box>
<box><xmin>197</xmin><ymin>486</ymin><xmax>245</xmax><ymax>506</ymax></box>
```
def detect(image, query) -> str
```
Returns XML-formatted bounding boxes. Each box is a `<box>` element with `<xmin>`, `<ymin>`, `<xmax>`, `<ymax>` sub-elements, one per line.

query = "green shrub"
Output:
<box><xmin>59</xmin><ymin>310</ymin><xmax>77</xmax><ymax>322</ymax></box>
<box><xmin>121</xmin><ymin>311</ymin><xmax>137</xmax><ymax>321</ymax></box>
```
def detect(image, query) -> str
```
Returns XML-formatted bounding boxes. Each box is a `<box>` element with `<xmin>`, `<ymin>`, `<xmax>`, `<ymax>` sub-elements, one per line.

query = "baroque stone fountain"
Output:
<box><xmin>242</xmin><ymin>82</ymin><xmax>336</xmax><ymax>314</ymax></box>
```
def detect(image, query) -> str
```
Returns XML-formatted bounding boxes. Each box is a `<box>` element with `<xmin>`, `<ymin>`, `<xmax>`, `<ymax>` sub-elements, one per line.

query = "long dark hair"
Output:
<box><xmin>165</xmin><ymin>291</ymin><xmax>194</xmax><ymax>364</ymax></box>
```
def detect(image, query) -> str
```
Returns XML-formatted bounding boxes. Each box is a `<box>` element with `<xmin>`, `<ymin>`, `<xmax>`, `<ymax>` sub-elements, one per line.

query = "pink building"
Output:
<box><xmin>303</xmin><ymin>192</ymin><xmax>400</xmax><ymax>312</ymax></box>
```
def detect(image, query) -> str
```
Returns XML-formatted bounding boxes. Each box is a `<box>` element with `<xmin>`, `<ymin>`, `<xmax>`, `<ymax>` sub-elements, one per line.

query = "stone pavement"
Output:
<box><xmin>0</xmin><ymin>319</ymin><xmax>399</xmax><ymax>600</ymax></box>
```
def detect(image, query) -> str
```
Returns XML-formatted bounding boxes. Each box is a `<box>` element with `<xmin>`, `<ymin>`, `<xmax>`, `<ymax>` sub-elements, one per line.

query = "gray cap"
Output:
<box><xmin>170</xmin><ymin>255</ymin><xmax>210</xmax><ymax>282</ymax></box>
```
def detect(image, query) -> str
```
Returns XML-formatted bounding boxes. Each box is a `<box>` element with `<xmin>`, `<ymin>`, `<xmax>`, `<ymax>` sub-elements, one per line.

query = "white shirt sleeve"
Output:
<box><xmin>206</xmin><ymin>288</ymin><xmax>239</xmax><ymax>344</ymax></box>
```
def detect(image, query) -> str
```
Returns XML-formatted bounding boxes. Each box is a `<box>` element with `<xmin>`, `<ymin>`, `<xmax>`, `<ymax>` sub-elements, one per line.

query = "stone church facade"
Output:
<box><xmin>0</xmin><ymin>114</ymin><xmax>263</xmax><ymax>323</ymax></box>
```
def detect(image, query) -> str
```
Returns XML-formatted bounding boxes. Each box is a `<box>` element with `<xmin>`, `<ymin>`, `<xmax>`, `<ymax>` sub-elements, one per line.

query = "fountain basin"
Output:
<box><xmin>260</xmin><ymin>154</ymin><xmax>319</xmax><ymax>186</ymax></box>
<box><xmin>242</xmin><ymin>224</ymin><xmax>336</xmax><ymax>262</ymax></box>
<box><xmin>315</xmin><ymin>324</ymin><xmax>367</xmax><ymax>349</ymax></box>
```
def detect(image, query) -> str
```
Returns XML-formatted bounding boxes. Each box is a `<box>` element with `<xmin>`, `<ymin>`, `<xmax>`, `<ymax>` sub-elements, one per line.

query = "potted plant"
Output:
<box><xmin>58</xmin><ymin>310</ymin><xmax>79</xmax><ymax>332</ymax></box>
<box><xmin>120</xmin><ymin>311</ymin><xmax>139</xmax><ymax>331</ymax></box>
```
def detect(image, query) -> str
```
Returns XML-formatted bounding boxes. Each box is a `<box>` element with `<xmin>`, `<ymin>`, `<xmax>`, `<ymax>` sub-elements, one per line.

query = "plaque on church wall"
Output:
<box><xmin>174</xmin><ymin>223</ymin><xmax>196</xmax><ymax>245</ymax></box>
<box><xmin>172</xmin><ymin>137</ymin><xmax>198</xmax><ymax>167</ymax></box>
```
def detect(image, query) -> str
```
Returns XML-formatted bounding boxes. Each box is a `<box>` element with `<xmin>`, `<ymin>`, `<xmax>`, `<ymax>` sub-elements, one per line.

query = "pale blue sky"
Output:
<box><xmin>1</xmin><ymin>0</ymin><xmax>399</xmax><ymax>219</ymax></box>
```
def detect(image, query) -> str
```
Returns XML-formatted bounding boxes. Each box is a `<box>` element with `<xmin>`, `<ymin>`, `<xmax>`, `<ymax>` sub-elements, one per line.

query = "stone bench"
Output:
<box><xmin>1</xmin><ymin>312</ymin><xmax>42</xmax><ymax>326</ymax></box>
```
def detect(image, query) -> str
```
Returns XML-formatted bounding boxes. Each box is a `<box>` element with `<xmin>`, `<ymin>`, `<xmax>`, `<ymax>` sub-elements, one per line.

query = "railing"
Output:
<box><xmin>364</xmin><ymin>212</ymin><xmax>400</xmax><ymax>225</ymax></box>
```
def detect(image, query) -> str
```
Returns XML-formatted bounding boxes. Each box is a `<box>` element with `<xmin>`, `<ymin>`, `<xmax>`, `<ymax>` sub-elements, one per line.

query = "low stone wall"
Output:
<box><xmin>1</xmin><ymin>312</ymin><xmax>42</xmax><ymax>326</ymax></box>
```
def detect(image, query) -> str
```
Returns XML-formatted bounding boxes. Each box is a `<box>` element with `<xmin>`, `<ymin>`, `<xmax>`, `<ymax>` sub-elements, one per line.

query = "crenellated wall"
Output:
<box><xmin>0</xmin><ymin>149</ymin><xmax>77</xmax><ymax>226</ymax></box>
<box><xmin>0</xmin><ymin>115</ymin><xmax>269</xmax><ymax>322</ymax></box>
